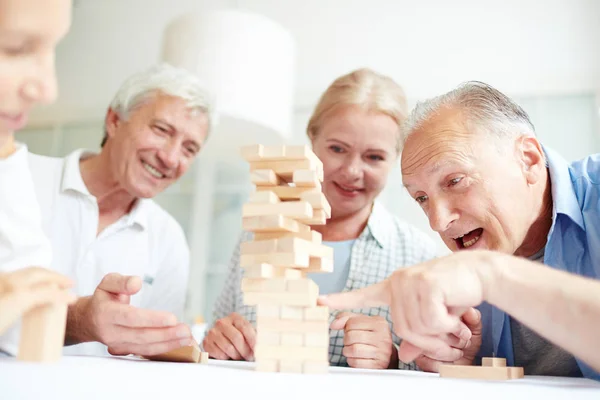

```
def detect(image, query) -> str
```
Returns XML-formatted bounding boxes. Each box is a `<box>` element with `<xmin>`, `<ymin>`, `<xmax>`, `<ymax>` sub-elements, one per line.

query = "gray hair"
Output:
<box><xmin>101</xmin><ymin>63</ymin><xmax>215</xmax><ymax>146</ymax></box>
<box><xmin>401</xmin><ymin>81</ymin><xmax>535</xmax><ymax>147</ymax></box>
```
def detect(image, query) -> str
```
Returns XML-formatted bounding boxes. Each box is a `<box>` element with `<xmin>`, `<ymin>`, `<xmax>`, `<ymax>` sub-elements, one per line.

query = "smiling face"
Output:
<box><xmin>0</xmin><ymin>0</ymin><xmax>72</xmax><ymax>137</ymax></box>
<box><xmin>104</xmin><ymin>92</ymin><xmax>209</xmax><ymax>198</ymax></box>
<box><xmin>311</xmin><ymin>105</ymin><xmax>398</xmax><ymax>219</ymax></box>
<box><xmin>401</xmin><ymin>107</ymin><xmax>546</xmax><ymax>255</ymax></box>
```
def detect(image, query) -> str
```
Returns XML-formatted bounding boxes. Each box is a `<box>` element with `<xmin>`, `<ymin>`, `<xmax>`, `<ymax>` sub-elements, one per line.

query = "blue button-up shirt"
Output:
<box><xmin>478</xmin><ymin>146</ymin><xmax>600</xmax><ymax>380</ymax></box>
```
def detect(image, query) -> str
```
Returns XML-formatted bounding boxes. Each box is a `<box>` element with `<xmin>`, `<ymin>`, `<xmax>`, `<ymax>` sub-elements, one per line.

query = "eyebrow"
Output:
<box><xmin>326</xmin><ymin>138</ymin><xmax>390</xmax><ymax>154</ymax></box>
<box><xmin>153</xmin><ymin>118</ymin><xmax>202</xmax><ymax>151</ymax></box>
<box><xmin>403</xmin><ymin>161</ymin><xmax>455</xmax><ymax>190</ymax></box>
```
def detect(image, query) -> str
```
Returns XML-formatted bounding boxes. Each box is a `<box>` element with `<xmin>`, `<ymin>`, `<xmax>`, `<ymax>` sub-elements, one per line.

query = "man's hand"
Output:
<box><xmin>414</xmin><ymin>307</ymin><xmax>483</xmax><ymax>372</ymax></box>
<box><xmin>0</xmin><ymin>267</ymin><xmax>76</xmax><ymax>334</ymax></box>
<box><xmin>318</xmin><ymin>250</ymin><xmax>499</xmax><ymax>364</ymax></box>
<box><xmin>331</xmin><ymin>312</ymin><xmax>398</xmax><ymax>369</ymax></box>
<box><xmin>67</xmin><ymin>273</ymin><xmax>193</xmax><ymax>356</ymax></box>
<box><xmin>202</xmin><ymin>312</ymin><xmax>256</xmax><ymax>360</ymax></box>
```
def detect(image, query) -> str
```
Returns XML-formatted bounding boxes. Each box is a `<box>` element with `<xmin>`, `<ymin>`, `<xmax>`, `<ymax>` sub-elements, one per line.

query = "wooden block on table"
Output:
<box><xmin>279</xmin><ymin>359</ymin><xmax>303</xmax><ymax>373</ymax></box>
<box><xmin>257</xmin><ymin>318</ymin><xmax>328</xmax><ymax>333</ymax></box>
<box><xmin>253</xmin><ymin>229</ymin><xmax>322</xmax><ymax>244</ymax></box>
<box><xmin>240</xmin><ymin>252</ymin><xmax>310</xmax><ymax>269</ymax></box>
<box><xmin>251</xmin><ymin>169</ymin><xmax>281</xmax><ymax>186</ymax></box>
<box><xmin>248</xmin><ymin>190</ymin><xmax>280</xmax><ymax>204</ymax></box>
<box><xmin>482</xmin><ymin>357</ymin><xmax>507</xmax><ymax>367</ymax></box>
<box><xmin>243</xmin><ymin>264</ymin><xmax>305</xmax><ymax>279</ymax></box>
<box><xmin>305</xmin><ymin>257</ymin><xmax>333</xmax><ymax>274</ymax></box>
<box><xmin>241</xmin><ymin>277</ymin><xmax>287</xmax><ymax>293</ymax></box>
<box><xmin>255</xmin><ymin>185</ymin><xmax>318</xmax><ymax>200</ymax></box>
<box><xmin>254</xmin><ymin>344</ymin><xmax>328</xmax><ymax>362</ymax></box>
<box><xmin>293</xmin><ymin>170</ymin><xmax>323</xmax><ymax>187</ymax></box>
<box><xmin>298</xmin><ymin>209</ymin><xmax>328</xmax><ymax>225</ymax></box>
<box><xmin>242</xmin><ymin>201</ymin><xmax>313</xmax><ymax>220</ymax></box>
<box><xmin>250</xmin><ymin>160</ymin><xmax>319</xmax><ymax>182</ymax></box>
<box><xmin>199</xmin><ymin>352</ymin><xmax>209</xmax><ymax>364</ymax></box>
<box><xmin>244</xmin><ymin>290</ymin><xmax>318</xmax><ymax>307</ymax></box>
<box><xmin>281</xmin><ymin>333</ymin><xmax>304</xmax><ymax>346</ymax></box>
<box><xmin>303</xmin><ymin>306</ymin><xmax>330</xmax><ymax>321</ymax></box>
<box><xmin>439</xmin><ymin>364</ymin><xmax>524</xmax><ymax>380</ymax></box>
<box><xmin>303</xmin><ymin>361</ymin><xmax>329</xmax><ymax>374</ymax></box>
<box><xmin>17</xmin><ymin>303</ymin><xmax>68</xmax><ymax>362</ymax></box>
<box><xmin>304</xmin><ymin>332</ymin><xmax>330</xmax><ymax>347</ymax></box>
<box><xmin>243</xmin><ymin>215</ymin><xmax>305</xmax><ymax>233</ymax></box>
<box><xmin>300</xmin><ymin>191</ymin><xmax>331</xmax><ymax>218</ymax></box>
<box><xmin>257</xmin><ymin>330</ymin><xmax>281</xmax><ymax>346</ymax></box>
<box><xmin>145</xmin><ymin>343</ymin><xmax>201</xmax><ymax>363</ymax></box>
<box><xmin>256</xmin><ymin>359</ymin><xmax>279</xmax><ymax>372</ymax></box>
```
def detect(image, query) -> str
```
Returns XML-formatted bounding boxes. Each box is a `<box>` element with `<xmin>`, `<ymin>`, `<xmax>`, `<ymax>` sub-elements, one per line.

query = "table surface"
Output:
<box><xmin>1</xmin><ymin>356</ymin><xmax>599</xmax><ymax>400</ymax></box>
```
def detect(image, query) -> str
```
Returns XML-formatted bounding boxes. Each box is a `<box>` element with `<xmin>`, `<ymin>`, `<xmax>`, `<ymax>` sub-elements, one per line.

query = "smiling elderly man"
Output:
<box><xmin>320</xmin><ymin>81</ymin><xmax>600</xmax><ymax>380</ymax></box>
<box><xmin>0</xmin><ymin>63</ymin><xmax>214</xmax><ymax>358</ymax></box>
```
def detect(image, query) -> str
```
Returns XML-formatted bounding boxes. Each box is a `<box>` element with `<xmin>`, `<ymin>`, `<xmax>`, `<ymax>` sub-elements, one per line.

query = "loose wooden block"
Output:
<box><xmin>250</xmin><ymin>160</ymin><xmax>319</xmax><ymax>182</ymax></box>
<box><xmin>439</xmin><ymin>364</ymin><xmax>524</xmax><ymax>380</ymax></box>
<box><xmin>299</xmin><ymin>209</ymin><xmax>328</xmax><ymax>225</ymax></box>
<box><xmin>293</xmin><ymin>170</ymin><xmax>323</xmax><ymax>187</ymax></box>
<box><xmin>17</xmin><ymin>303</ymin><xmax>68</xmax><ymax>362</ymax></box>
<box><xmin>243</xmin><ymin>290</ymin><xmax>318</xmax><ymax>307</ymax></box>
<box><xmin>257</xmin><ymin>330</ymin><xmax>281</xmax><ymax>346</ymax></box>
<box><xmin>253</xmin><ymin>229</ymin><xmax>322</xmax><ymax>244</ymax></box>
<box><xmin>248</xmin><ymin>190</ymin><xmax>280</xmax><ymax>204</ymax></box>
<box><xmin>304</xmin><ymin>332</ymin><xmax>330</xmax><ymax>347</ymax></box>
<box><xmin>254</xmin><ymin>345</ymin><xmax>328</xmax><ymax>362</ymax></box>
<box><xmin>257</xmin><ymin>318</ymin><xmax>328</xmax><ymax>333</ymax></box>
<box><xmin>300</xmin><ymin>191</ymin><xmax>331</xmax><ymax>218</ymax></box>
<box><xmin>146</xmin><ymin>343</ymin><xmax>201</xmax><ymax>363</ymax></box>
<box><xmin>251</xmin><ymin>169</ymin><xmax>281</xmax><ymax>186</ymax></box>
<box><xmin>303</xmin><ymin>361</ymin><xmax>329</xmax><ymax>374</ymax></box>
<box><xmin>305</xmin><ymin>257</ymin><xmax>333</xmax><ymax>274</ymax></box>
<box><xmin>281</xmin><ymin>333</ymin><xmax>304</xmax><ymax>346</ymax></box>
<box><xmin>240</xmin><ymin>252</ymin><xmax>310</xmax><ymax>269</ymax></box>
<box><xmin>482</xmin><ymin>357</ymin><xmax>507</xmax><ymax>367</ymax></box>
<box><xmin>243</xmin><ymin>215</ymin><xmax>304</xmax><ymax>233</ymax></box>
<box><xmin>256</xmin><ymin>359</ymin><xmax>279</xmax><ymax>372</ymax></box>
<box><xmin>241</xmin><ymin>277</ymin><xmax>287</xmax><ymax>293</ymax></box>
<box><xmin>242</xmin><ymin>201</ymin><xmax>313</xmax><ymax>220</ymax></box>
<box><xmin>255</xmin><ymin>185</ymin><xmax>318</xmax><ymax>200</ymax></box>
<box><xmin>199</xmin><ymin>352</ymin><xmax>209</xmax><ymax>364</ymax></box>
<box><xmin>303</xmin><ymin>306</ymin><xmax>330</xmax><ymax>321</ymax></box>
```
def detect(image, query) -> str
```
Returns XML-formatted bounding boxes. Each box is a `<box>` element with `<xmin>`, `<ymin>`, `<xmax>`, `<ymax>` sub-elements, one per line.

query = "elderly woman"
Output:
<box><xmin>203</xmin><ymin>68</ymin><xmax>438</xmax><ymax>369</ymax></box>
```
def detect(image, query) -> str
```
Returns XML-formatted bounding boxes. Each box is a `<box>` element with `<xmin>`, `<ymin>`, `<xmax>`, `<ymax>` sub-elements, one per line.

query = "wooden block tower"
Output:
<box><xmin>240</xmin><ymin>144</ymin><xmax>333</xmax><ymax>374</ymax></box>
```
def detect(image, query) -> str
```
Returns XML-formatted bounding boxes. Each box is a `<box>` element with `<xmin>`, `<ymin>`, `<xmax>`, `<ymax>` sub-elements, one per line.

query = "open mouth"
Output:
<box><xmin>142</xmin><ymin>161</ymin><xmax>166</xmax><ymax>179</ymax></box>
<box><xmin>453</xmin><ymin>228</ymin><xmax>484</xmax><ymax>249</ymax></box>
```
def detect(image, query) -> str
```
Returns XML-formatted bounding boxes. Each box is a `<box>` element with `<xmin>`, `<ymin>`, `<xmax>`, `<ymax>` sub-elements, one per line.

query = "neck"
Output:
<box><xmin>514</xmin><ymin>168</ymin><xmax>553</xmax><ymax>257</ymax></box>
<box><xmin>313</xmin><ymin>202</ymin><xmax>372</xmax><ymax>241</ymax></box>
<box><xmin>79</xmin><ymin>152</ymin><xmax>136</xmax><ymax>218</ymax></box>
<box><xmin>0</xmin><ymin>134</ymin><xmax>16</xmax><ymax>159</ymax></box>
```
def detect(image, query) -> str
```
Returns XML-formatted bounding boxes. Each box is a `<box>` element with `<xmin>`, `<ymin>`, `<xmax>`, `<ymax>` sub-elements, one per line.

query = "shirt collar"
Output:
<box><xmin>61</xmin><ymin>148</ymin><xmax>150</xmax><ymax>230</ymax></box>
<box><xmin>544</xmin><ymin>145</ymin><xmax>585</xmax><ymax>231</ymax></box>
<box><xmin>360</xmin><ymin>201</ymin><xmax>392</xmax><ymax>249</ymax></box>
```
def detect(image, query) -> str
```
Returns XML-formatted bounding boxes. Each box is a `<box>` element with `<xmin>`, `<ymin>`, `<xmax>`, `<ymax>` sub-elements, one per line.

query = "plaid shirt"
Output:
<box><xmin>209</xmin><ymin>201</ymin><xmax>438</xmax><ymax>368</ymax></box>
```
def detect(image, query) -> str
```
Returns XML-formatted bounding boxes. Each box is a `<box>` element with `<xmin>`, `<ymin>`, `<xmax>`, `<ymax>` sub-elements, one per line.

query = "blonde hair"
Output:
<box><xmin>306</xmin><ymin>68</ymin><xmax>408</xmax><ymax>154</ymax></box>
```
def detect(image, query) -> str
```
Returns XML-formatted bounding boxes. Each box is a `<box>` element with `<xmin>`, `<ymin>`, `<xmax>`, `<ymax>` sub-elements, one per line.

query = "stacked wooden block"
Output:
<box><xmin>240</xmin><ymin>144</ymin><xmax>333</xmax><ymax>374</ymax></box>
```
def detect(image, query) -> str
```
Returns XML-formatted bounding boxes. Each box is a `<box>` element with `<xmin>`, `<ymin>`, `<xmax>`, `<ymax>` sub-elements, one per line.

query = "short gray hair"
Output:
<box><xmin>401</xmin><ymin>81</ymin><xmax>535</xmax><ymax>147</ymax></box>
<box><xmin>102</xmin><ymin>63</ymin><xmax>215</xmax><ymax>146</ymax></box>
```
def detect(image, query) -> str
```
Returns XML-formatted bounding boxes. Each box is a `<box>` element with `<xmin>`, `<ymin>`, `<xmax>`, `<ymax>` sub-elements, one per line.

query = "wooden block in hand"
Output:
<box><xmin>146</xmin><ymin>343</ymin><xmax>201</xmax><ymax>363</ymax></box>
<box><xmin>482</xmin><ymin>357</ymin><xmax>507</xmax><ymax>367</ymax></box>
<box><xmin>439</xmin><ymin>364</ymin><xmax>524</xmax><ymax>380</ymax></box>
<box><xmin>242</xmin><ymin>201</ymin><xmax>313</xmax><ymax>220</ymax></box>
<box><xmin>17</xmin><ymin>303</ymin><xmax>68</xmax><ymax>362</ymax></box>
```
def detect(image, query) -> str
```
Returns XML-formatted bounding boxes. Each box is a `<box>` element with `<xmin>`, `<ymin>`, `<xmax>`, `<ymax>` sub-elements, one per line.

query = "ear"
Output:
<box><xmin>516</xmin><ymin>135</ymin><xmax>545</xmax><ymax>185</ymax></box>
<box><xmin>104</xmin><ymin>108</ymin><xmax>121</xmax><ymax>140</ymax></box>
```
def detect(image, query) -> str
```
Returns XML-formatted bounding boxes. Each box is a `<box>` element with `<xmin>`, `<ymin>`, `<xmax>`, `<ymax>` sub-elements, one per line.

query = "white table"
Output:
<box><xmin>1</xmin><ymin>356</ymin><xmax>599</xmax><ymax>400</ymax></box>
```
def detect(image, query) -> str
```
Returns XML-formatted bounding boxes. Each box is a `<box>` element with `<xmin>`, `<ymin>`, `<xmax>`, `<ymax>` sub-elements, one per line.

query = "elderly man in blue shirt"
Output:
<box><xmin>319</xmin><ymin>81</ymin><xmax>600</xmax><ymax>380</ymax></box>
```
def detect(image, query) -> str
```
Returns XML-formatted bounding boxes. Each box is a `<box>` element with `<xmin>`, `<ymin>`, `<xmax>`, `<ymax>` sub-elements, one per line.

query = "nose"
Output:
<box><xmin>22</xmin><ymin>51</ymin><xmax>58</xmax><ymax>105</ymax></box>
<box><xmin>341</xmin><ymin>155</ymin><xmax>363</xmax><ymax>181</ymax></box>
<box><xmin>157</xmin><ymin>140</ymin><xmax>180</xmax><ymax>170</ymax></box>
<box><xmin>427</xmin><ymin>198</ymin><xmax>458</xmax><ymax>233</ymax></box>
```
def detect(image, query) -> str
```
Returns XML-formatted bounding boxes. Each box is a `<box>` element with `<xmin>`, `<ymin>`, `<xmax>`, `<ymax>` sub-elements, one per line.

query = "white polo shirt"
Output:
<box><xmin>1</xmin><ymin>149</ymin><xmax>190</xmax><ymax>357</ymax></box>
<box><xmin>0</xmin><ymin>142</ymin><xmax>53</xmax><ymax>355</ymax></box>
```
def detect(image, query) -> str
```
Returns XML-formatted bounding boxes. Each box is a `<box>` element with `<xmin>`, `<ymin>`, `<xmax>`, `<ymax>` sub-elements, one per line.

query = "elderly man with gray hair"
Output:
<box><xmin>320</xmin><ymin>81</ymin><xmax>600</xmax><ymax>380</ymax></box>
<box><xmin>0</xmin><ymin>63</ymin><xmax>214</xmax><ymax>358</ymax></box>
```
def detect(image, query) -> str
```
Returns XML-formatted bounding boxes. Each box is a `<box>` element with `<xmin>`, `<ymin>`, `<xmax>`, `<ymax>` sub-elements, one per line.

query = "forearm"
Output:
<box><xmin>486</xmin><ymin>254</ymin><xmax>600</xmax><ymax>372</ymax></box>
<box><xmin>64</xmin><ymin>296</ymin><xmax>93</xmax><ymax>346</ymax></box>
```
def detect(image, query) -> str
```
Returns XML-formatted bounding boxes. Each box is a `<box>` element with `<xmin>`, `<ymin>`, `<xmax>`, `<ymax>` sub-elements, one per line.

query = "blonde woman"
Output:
<box><xmin>0</xmin><ymin>0</ymin><xmax>75</xmax><ymax>338</ymax></box>
<box><xmin>203</xmin><ymin>68</ymin><xmax>438</xmax><ymax>369</ymax></box>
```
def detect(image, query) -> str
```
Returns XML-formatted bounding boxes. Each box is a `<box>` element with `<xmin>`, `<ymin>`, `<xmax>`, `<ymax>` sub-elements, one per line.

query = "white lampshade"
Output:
<box><xmin>161</xmin><ymin>10</ymin><xmax>296</xmax><ymax>159</ymax></box>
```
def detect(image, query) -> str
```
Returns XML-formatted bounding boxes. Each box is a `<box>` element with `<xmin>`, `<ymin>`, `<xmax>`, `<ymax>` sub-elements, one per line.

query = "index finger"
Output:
<box><xmin>318</xmin><ymin>280</ymin><xmax>391</xmax><ymax>310</ymax></box>
<box><xmin>111</xmin><ymin>304</ymin><xmax>178</xmax><ymax>328</ymax></box>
